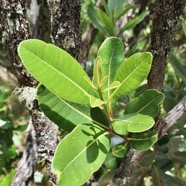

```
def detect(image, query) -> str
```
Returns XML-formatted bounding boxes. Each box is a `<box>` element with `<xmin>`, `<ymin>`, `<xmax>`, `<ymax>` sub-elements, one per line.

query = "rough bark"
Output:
<box><xmin>156</xmin><ymin>96</ymin><xmax>186</xmax><ymax>138</ymax></box>
<box><xmin>0</xmin><ymin>1</ymin><xmax>59</xmax><ymax>185</ymax></box>
<box><xmin>12</xmin><ymin>119</ymin><xmax>36</xmax><ymax>186</ymax></box>
<box><xmin>148</xmin><ymin>0</ymin><xmax>186</xmax><ymax>91</ymax></box>
<box><xmin>0</xmin><ymin>0</ymin><xmax>36</xmax><ymax>87</ymax></box>
<box><xmin>112</xmin><ymin>1</ymin><xmax>186</xmax><ymax>185</ymax></box>
<box><xmin>47</xmin><ymin>0</ymin><xmax>81</xmax><ymax>60</ymax></box>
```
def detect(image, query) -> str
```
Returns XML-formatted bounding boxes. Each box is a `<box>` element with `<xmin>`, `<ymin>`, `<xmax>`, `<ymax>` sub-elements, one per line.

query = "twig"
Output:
<box><xmin>156</xmin><ymin>96</ymin><xmax>186</xmax><ymax>138</ymax></box>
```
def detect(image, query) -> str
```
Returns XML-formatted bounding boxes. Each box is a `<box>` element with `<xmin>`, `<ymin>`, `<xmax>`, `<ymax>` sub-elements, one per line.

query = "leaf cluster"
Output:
<box><xmin>18</xmin><ymin>37</ymin><xmax>164</xmax><ymax>185</ymax></box>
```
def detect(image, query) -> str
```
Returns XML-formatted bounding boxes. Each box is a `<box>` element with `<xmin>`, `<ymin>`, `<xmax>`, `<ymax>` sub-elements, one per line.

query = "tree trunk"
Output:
<box><xmin>0</xmin><ymin>0</ymin><xmax>81</xmax><ymax>185</ymax></box>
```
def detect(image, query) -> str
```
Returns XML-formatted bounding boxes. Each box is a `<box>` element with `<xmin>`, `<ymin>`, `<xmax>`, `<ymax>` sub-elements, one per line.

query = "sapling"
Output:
<box><xmin>18</xmin><ymin>37</ymin><xmax>164</xmax><ymax>186</ymax></box>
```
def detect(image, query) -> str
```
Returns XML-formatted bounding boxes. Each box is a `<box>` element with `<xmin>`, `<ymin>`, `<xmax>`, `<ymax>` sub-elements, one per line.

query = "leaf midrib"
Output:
<box><xmin>108</xmin><ymin>42</ymin><xmax>116</xmax><ymax>99</ymax></box>
<box><xmin>137</xmin><ymin>95</ymin><xmax>161</xmax><ymax>113</ymax></box>
<box><xmin>124</xmin><ymin>120</ymin><xmax>150</xmax><ymax>125</ymax></box>
<box><xmin>49</xmin><ymin>92</ymin><xmax>106</xmax><ymax>127</ymax></box>
<box><xmin>112</xmin><ymin>55</ymin><xmax>149</xmax><ymax>97</ymax></box>
<box><xmin>128</xmin><ymin>134</ymin><xmax>157</xmax><ymax>141</ymax></box>
<box><xmin>22</xmin><ymin>46</ymin><xmax>91</xmax><ymax>97</ymax></box>
<box><xmin>61</xmin><ymin>131</ymin><xmax>109</xmax><ymax>175</ymax></box>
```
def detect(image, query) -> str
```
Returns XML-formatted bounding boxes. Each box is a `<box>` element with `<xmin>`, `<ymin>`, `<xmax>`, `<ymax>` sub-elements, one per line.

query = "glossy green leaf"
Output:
<box><xmin>18</xmin><ymin>39</ymin><xmax>96</xmax><ymax>104</ymax></box>
<box><xmin>97</xmin><ymin>8</ymin><xmax>115</xmax><ymax>36</ymax></box>
<box><xmin>52</xmin><ymin>123</ymin><xmax>110</xmax><ymax>186</ymax></box>
<box><xmin>111</xmin><ymin>52</ymin><xmax>152</xmax><ymax>99</ymax></box>
<box><xmin>125</xmin><ymin>89</ymin><xmax>164</xmax><ymax>117</ymax></box>
<box><xmin>98</xmin><ymin>37</ymin><xmax>125</xmax><ymax>101</ymax></box>
<box><xmin>128</xmin><ymin>131</ymin><xmax>158</xmax><ymax>151</ymax></box>
<box><xmin>93</xmin><ymin>56</ymin><xmax>103</xmax><ymax>86</ymax></box>
<box><xmin>112</xmin><ymin>114</ymin><xmax>155</xmax><ymax>134</ymax></box>
<box><xmin>112</xmin><ymin>142</ymin><xmax>128</xmax><ymax>158</ymax></box>
<box><xmin>127</xmin><ymin>114</ymin><xmax>155</xmax><ymax>133</ymax></box>
<box><xmin>37</xmin><ymin>85</ymin><xmax>109</xmax><ymax>131</ymax></box>
<box><xmin>87</xmin><ymin>4</ymin><xmax>110</xmax><ymax>36</ymax></box>
<box><xmin>90</xmin><ymin>96</ymin><xmax>105</xmax><ymax>108</ymax></box>
<box><xmin>103</xmin><ymin>81</ymin><xmax>120</xmax><ymax>92</ymax></box>
<box><xmin>169</xmin><ymin>52</ymin><xmax>186</xmax><ymax>83</ymax></box>
<box><xmin>119</xmin><ymin>11</ymin><xmax>148</xmax><ymax>34</ymax></box>
<box><xmin>112</xmin><ymin>120</ymin><xmax>128</xmax><ymax>135</ymax></box>
<box><xmin>84</xmin><ymin>76</ymin><xmax>97</xmax><ymax>90</ymax></box>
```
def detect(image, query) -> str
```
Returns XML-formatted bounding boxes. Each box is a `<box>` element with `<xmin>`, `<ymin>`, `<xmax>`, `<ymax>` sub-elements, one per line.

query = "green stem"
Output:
<box><xmin>97</xmin><ymin>86</ymin><xmax>112</xmax><ymax>125</ymax></box>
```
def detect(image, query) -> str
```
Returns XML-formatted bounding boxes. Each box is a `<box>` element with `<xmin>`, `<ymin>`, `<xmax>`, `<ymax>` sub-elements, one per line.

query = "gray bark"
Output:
<box><xmin>47</xmin><ymin>0</ymin><xmax>81</xmax><ymax>60</ymax></box>
<box><xmin>0</xmin><ymin>1</ymin><xmax>58</xmax><ymax>185</ymax></box>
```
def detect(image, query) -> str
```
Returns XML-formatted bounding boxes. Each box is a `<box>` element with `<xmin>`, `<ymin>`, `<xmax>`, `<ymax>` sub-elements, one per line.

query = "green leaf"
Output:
<box><xmin>0</xmin><ymin>169</ymin><xmax>16</xmax><ymax>186</ymax></box>
<box><xmin>98</xmin><ymin>37</ymin><xmax>125</xmax><ymax>101</ymax></box>
<box><xmin>0</xmin><ymin>87</ymin><xmax>6</xmax><ymax>107</ymax></box>
<box><xmin>125</xmin><ymin>89</ymin><xmax>164</xmax><ymax>117</ymax></box>
<box><xmin>112</xmin><ymin>142</ymin><xmax>128</xmax><ymax>158</ymax></box>
<box><xmin>110</xmin><ymin>52</ymin><xmax>152</xmax><ymax>99</ymax></box>
<box><xmin>18</xmin><ymin>39</ymin><xmax>96</xmax><ymax>104</ymax></box>
<box><xmin>128</xmin><ymin>131</ymin><xmax>158</xmax><ymax>151</ymax></box>
<box><xmin>84</xmin><ymin>76</ymin><xmax>97</xmax><ymax>90</ymax></box>
<box><xmin>104</xmin><ymin>152</ymin><xmax>118</xmax><ymax>169</ymax></box>
<box><xmin>97</xmin><ymin>8</ymin><xmax>115</xmax><ymax>36</ymax></box>
<box><xmin>127</xmin><ymin>114</ymin><xmax>155</xmax><ymax>133</ymax></box>
<box><xmin>108</xmin><ymin>0</ymin><xmax>126</xmax><ymax>21</ymax></box>
<box><xmin>90</xmin><ymin>96</ymin><xmax>105</xmax><ymax>108</ymax></box>
<box><xmin>37</xmin><ymin>85</ymin><xmax>109</xmax><ymax>131</ymax></box>
<box><xmin>119</xmin><ymin>11</ymin><xmax>148</xmax><ymax>34</ymax></box>
<box><xmin>115</xmin><ymin>5</ymin><xmax>138</xmax><ymax>21</ymax></box>
<box><xmin>101</xmin><ymin>0</ymin><xmax>110</xmax><ymax>16</ymax></box>
<box><xmin>87</xmin><ymin>4</ymin><xmax>110</xmax><ymax>36</ymax></box>
<box><xmin>169</xmin><ymin>52</ymin><xmax>186</xmax><ymax>83</ymax></box>
<box><xmin>163</xmin><ymin>97</ymin><xmax>177</xmax><ymax>112</ymax></box>
<box><xmin>112</xmin><ymin>114</ymin><xmax>155</xmax><ymax>134</ymax></box>
<box><xmin>93</xmin><ymin>56</ymin><xmax>103</xmax><ymax>86</ymax></box>
<box><xmin>52</xmin><ymin>123</ymin><xmax>110</xmax><ymax>186</ymax></box>
<box><xmin>103</xmin><ymin>81</ymin><xmax>120</xmax><ymax>92</ymax></box>
<box><xmin>112</xmin><ymin>120</ymin><xmax>128</xmax><ymax>135</ymax></box>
